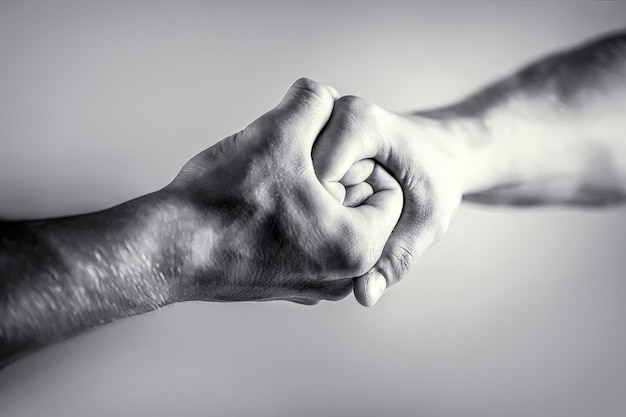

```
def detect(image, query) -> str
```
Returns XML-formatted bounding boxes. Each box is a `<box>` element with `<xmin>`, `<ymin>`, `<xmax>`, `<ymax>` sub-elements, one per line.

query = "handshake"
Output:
<box><xmin>2</xmin><ymin>77</ymin><xmax>471</xmax><ymax>364</ymax></box>
<box><xmin>164</xmin><ymin>78</ymin><xmax>465</xmax><ymax>308</ymax></box>
<box><xmin>3</xmin><ymin>32</ymin><xmax>625</xmax><ymax>365</ymax></box>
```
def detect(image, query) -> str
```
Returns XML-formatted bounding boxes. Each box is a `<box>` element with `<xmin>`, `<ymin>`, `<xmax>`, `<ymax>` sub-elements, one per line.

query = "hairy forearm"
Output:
<box><xmin>0</xmin><ymin>192</ymin><xmax>185</xmax><ymax>365</ymax></box>
<box><xmin>415</xmin><ymin>31</ymin><xmax>626</xmax><ymax>205</ymax></box>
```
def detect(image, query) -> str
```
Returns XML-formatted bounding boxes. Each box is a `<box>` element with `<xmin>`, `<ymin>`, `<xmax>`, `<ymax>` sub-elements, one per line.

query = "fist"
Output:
<box><xmin>313</xmin><ymin>95</ymin><xmax>466</xmax><ymax>305</ymax></box>
<box><xmin>164</xmin><ymin>79</ymin><xmax>403</xmax><ymax>305</ymax></box>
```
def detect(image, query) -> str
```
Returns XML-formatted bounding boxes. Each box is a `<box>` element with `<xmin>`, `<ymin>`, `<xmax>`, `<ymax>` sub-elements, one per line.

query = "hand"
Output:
<box><xmin>162</xmin><ymin>79</ymin><xmax>403</xmax><ymax>305</ymax></box>
<box><xmin>313</xmin><ymin>96</ymin><xmax>468</xmax><ymax>306</ymax></box>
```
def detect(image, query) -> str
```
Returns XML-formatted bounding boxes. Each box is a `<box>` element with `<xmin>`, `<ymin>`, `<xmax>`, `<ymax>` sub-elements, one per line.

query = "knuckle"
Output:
<box><xmin>335</xmin><ymin>95</ymin><xmax>376</xmax><ymax>119</ymax></box>
<box><xmin>291</xmin><ymin>77</ymin><xmax>329</xmax><ymax>104</ymax></box>
<box><xmin>387</xmin><ymin>244</ymin><xmax>415</xmax><ymax>285</ymax></box>
<box><xmin>404</xmin><ymin>175</ymin><xmax>454</xmax><ymax>244</ymax></box>
<box><xmin>405</xmin><ymin>176</ymin><xmax>437</xmax><ymax>226</ymax></box>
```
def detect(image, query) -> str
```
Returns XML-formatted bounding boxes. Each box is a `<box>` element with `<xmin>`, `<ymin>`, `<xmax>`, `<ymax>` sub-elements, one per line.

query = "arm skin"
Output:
<box><xmin>0</xmin><ymin>79</ymin><xmax>403</xmax><ymax>367</ymax></box>
<box><xmin>0</xmin><ymin>194</ymin><xmax>182</xmax><ymax>365</ymax></box>
<box><xmin>313</xmin><ymin>31</ymin><xmax>626</xmax><ymax>306</ymax></box>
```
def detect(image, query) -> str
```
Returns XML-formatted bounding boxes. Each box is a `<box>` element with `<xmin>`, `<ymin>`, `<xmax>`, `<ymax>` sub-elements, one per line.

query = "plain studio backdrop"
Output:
<box><xmin>1</xmin><ymin>2</ymin><xmax>626</xmax><ymax>416</ymax></box>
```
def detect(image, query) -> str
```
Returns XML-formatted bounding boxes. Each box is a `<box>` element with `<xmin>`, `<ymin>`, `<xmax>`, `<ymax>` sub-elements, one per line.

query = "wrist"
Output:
<box><xmin>82</xmin><ymin>191</ymin><xmax>188</xmax><ymax>310</ymax></box>
<box><xmin>0</xmin><ymin>191</ymin><xmax>192</xmax><ymax>354</ymax></box>
<box><xmin>424</xmin><ymin>99</ymin><xmax>596</xmax><ymax>205</ymax></box>
<box><xmin>153</xmin><ymin>186</ymin><xmax>227</xmax><ymax>303</ymax></box>
<box><xmin>402</xmin><ymin>110</ymin><xmax>492</xmax><ymax>196</ymax></box>
<box><xmin>132</xmin><ymin>190</ymin><xmax>189</xmax><ymax>305</ymax></box>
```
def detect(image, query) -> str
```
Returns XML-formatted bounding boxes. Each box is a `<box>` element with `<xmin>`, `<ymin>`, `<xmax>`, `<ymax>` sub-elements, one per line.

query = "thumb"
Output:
<box><xmin>353</xmin><ymin>270</ymin><xmax>387</xmax><ymax>307</ymax></box>
<box><xmin>354</xmin><ymin>188</ymin><xmax>427</xmax><ymax>306</ymax></box>
<box><xmin>348</xmin><ymin>163</ymin><xmax>405</xmax><ymax>306</ymax></box>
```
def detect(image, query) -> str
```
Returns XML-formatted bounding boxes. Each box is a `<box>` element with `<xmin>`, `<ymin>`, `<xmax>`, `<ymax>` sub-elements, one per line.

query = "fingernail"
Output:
<box><xmin>367</xmin><ymin>271</ymin><xmax>387</xmax><ymax>305</ymax></box>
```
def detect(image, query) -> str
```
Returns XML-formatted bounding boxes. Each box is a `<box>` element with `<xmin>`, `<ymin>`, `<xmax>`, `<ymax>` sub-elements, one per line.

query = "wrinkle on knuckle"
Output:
<box><xmin>389</xmin><ymin>244</ymin><xmax>415</xmax><ymax>283</ymax></box>
<box><xmin>336</xmin><ymin>95</ymin><xmax>372</xmax><ymax>117</ymax></box>
<box><xmin>291</xmin><ymin>78</ymin><xmax>329</xmax><ymax>106</ymax></box>
<box><xmin>404</xmin><ymin>174</ymin><xmax>437</xmax><ymax>224</ymax></box>
<box><xmin>329</xmin><ymin>96</ymin><xmax>379</xmax><ymax>145</ymax></box>
<box><xmin>404</xmin><ymin>173</ymin><xmax>455</xmax><ymax>245</ymax></box>
<box><xmin>290</xmin><ymin>78</ymin><xmax>333</xmax><ymax>111</ymax></box>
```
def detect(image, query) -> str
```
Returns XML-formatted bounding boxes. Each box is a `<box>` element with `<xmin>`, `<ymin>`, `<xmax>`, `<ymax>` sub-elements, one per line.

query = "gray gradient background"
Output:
<box><xmin>1</xmin><ymin>1</ymin><xmax>626</xmax><ymax>416</ymax></box>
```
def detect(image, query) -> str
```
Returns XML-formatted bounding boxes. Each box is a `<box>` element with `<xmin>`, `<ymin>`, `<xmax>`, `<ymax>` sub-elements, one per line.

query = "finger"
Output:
<box><xmin>343</xmin><ymin>182</ymin><xmax>374</xmax><ymax>207</ymax></box>
<box><xmin>353</xmin><ymin>270</ymin><xmax>387</xmax><ymax>307</ymax></box>
<box><xmin>323</xmin><ymin>159</ymin><xmax>375</xmax><ymax>206</ymax></box>
<box><xmin>340</xmin><ymin>159</ymin><xmax>375</xmax><ymax>187</ymax></box>
<box><xmin>268</xmin><ymin>78</ymin><xmax>337</xmax><ymax>149</ymax></box>
<box><xmin>326</xmin><ymin>181</ymin><xmax>346</xmax><ymax>205</ymax></box>
<box><xmin>350</xmin><ymin>163</ymin><xmax>411</xmax><ymax>307</ymax></box>
<box><xmin>351</xmin><ymin>174</ymin><xmax>402</xmax><ymax>243</ymax></box>
<box><xmin>312</xmin><ymin>97</ymin><xmax>422</xmax><ymax>306</ymax></box>
<box><xmin>312</xmin><ymin>97</ymin><xmax>383</xmax><ymax>183</ymax></box>
<box><xmin>354</xmin><ymin>189</ymin><xmax>425</xmax><ymax>307</ymax></box>
<box><xmin>349</xmin><ymin>163</ymin><xmax>403</xmax><ymax>267</ymax></box>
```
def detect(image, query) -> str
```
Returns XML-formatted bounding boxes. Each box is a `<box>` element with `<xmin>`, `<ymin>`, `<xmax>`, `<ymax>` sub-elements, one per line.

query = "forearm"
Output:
<box><xmin>0</xmin><ymin>192</ymin><xmax>185</xmax><ymax>365</ymax></box>
<box><xmin>414</xmin><ymin>31</ymin><xmax>626</xmax><ymax>205</ymax></box>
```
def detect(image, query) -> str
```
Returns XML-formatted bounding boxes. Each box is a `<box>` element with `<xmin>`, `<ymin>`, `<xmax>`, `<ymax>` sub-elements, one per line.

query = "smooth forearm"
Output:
<box><xmin>411</xmin><ymin>31</ymin><xmax>626</xmax><ymax>205</ymax></box>
<box><xmin>0</xmin><ymin>192</ymin><xmax>187</xmax><ymax>364</ymax></box>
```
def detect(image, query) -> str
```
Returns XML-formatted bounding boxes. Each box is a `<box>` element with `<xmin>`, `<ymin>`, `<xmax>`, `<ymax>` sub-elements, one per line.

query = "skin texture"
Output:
<box><xmin>0</xmin><ymin>79</ymin><xmax>403</xmax><ymax>366</ymax></box>
<box><xmin>313</xmin><ymin>31</ymin><xmax>626</xmax><ymax>305</ymax></box>
<box><xmin>313</xmin><ymin>97</ymin><xmax>467</xmax><ymax>305</ymax></box>
<box><xmin>165</xmin><ymin>79</ymin><xmax>402</xmax><ymax>303</ymax></box>
<box><xmin>1</xmin><ymin>30</ymin><xmax>625</xmax><ymax>365</ymax></box>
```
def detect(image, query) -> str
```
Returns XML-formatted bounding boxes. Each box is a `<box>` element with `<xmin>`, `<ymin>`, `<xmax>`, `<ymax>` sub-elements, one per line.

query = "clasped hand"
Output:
<box><xmin>164</xmin><ymin>78</ymin><xmax>463</xmax><ymax>307</ymax></box>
